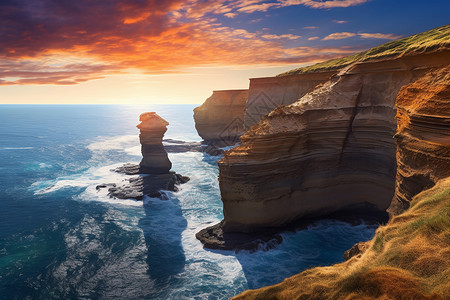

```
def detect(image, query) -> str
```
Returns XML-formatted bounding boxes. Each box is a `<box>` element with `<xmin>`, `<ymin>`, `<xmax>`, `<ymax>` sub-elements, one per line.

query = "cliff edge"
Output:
<box><xmin>232</xmin><ymin>64</ymin><xmax>450</xmax><ymax>299</ymax></box>
<box><xmin>218</xmin><ymin>50</ymin><xmax>450</xmax><ymax>233</ymax></box>
<box><xmin>193</xmin><ymin>89</ymin><xmax>248</xmax><ymax>146</ymax></box>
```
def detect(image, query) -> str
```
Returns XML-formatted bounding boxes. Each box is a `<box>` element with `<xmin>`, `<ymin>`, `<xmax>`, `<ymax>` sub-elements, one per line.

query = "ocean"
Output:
<box><xmin>0</xmin><ymin>105</ymin><xmax>377</xmax><ymax>299</ymax></box>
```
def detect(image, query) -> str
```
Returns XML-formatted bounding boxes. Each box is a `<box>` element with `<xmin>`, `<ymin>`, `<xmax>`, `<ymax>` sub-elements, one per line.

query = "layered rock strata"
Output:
<box><xmin>138</xmin><ymin>112</ymin><xmax>172</xmax><ymax>174</ymax></box>
<box><xmin>215</xmin><ymin>52</ymin><xmax>450</xmax><ymax>233</ymax></box>
<box><xmin>194</xmin><ymin>90</ymin><xmax>248</xmax><ymax>146</ymax></box>
<box><xmin>388</xmin><ymin>66</ymin><xmax>450</xmax><ymax>215</ymax></box>
<box><xmin>244</xmin><ymin>71</ymin><xmax>336</xmax><ymax>129</ymax></box>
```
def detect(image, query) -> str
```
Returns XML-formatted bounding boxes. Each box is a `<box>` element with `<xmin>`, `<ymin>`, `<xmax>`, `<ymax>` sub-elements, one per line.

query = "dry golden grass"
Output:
<box><xmin>233</xmin><ymin>177</ymin><xmax>450</xmax><ymax>300</ymax></box>
<box><xmin>278</xmin><ymin>25</ymin><xmax>450</xmax><ymax>77</ymax></box>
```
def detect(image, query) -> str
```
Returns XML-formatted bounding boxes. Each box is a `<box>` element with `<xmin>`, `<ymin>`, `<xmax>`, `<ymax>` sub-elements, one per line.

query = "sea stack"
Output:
<box><xmin>137</xmin><ymin>112</ymin><xmax>172</xmax><ymax>174</ymax></box>
<box><xmin>97</xmin><ymin>112</ymin><xmax>190</xmax><ymax>200</ymax></box>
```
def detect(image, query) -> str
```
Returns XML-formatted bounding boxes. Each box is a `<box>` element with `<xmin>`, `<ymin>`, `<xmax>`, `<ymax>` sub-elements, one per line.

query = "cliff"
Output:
<box><xmin>232</xmin><ymin>63</ymin><xmax>450</xmax><ymax>300</ymax></box>
<box><xmin>244</xmin><ymin>71</ymin><xmax>335</xmax><ymax>128</ymax></box>
<box><xmin>233</xmin><ymin>176</ymin><xmax>450</xmax><ymax>299</ymax></box>
<box><xmin>218</xmin><ymin>50</ymin><xmax>450</xmax><ymax>233</ymax></box>
<box><xmin>388</xmin><ymin>66</ymin><xmax>450</xmax><ymax>215</ymax></box>
<box><xmin>193</xmin><ymin>89</ymin><xmax>248</xmax><ymax>146</ymax></box>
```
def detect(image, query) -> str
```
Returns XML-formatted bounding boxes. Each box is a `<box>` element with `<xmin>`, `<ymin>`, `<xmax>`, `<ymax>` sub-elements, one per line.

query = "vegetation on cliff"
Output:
<box><xmin>233</xmin><ymin>177</ymin><xmax>450</xmax><ymax>299</ymax></box>
<box><xmin>278</xmin><ymin>24</ymin><xmax>450</xmax><ymax>77</ymax></box>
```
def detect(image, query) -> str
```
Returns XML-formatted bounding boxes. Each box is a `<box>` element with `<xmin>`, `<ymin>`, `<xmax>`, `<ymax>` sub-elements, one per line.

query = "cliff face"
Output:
<box><xmin>244</xmin><ymin>71</ymin><xmax>335</xmax><ymax>129</ymax></box>
<box><xmin>388</xmin><ymin>66</ymin><xmax>450</xmax><ymax>215</ymax></box>
<box><xmin>193</xmin><ymin>89</ymin><xmax>248</xmax><ymax>146</ymax></box>
<box><xmin>218</xmin><ymin>52</ymin><xmax>450</xmax><ymax>233</ymax></box>
<box><xmin>232</xmin><ymin>64</ymin><xmax>450</xmax><ymax>300</ymax></box>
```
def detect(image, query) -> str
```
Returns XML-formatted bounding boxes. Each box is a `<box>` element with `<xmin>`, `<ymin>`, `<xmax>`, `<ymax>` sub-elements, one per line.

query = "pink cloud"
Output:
<box><xmin>333</xmin><ymin>20</ymin><xmax>348</xmax><ymax>24</ymax></box>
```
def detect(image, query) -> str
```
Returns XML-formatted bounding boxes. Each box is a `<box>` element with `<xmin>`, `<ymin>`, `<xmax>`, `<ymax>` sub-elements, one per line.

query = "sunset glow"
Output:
<box><xmin>1</xmin><ymin>0</ymin><xmax>448</xmax><ymax>104</ymax></box>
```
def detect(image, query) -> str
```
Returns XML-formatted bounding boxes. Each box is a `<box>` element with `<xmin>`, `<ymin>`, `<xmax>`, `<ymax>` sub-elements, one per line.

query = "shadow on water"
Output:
<box><xmin>201</xmin><ymin>213</ymin><xmax>383</xmax><ymax>291</ymax></box>
<box><xmin>139</xmin><ymin>194</ymin><xmax>187</xmax><ymax>283</ymax></box>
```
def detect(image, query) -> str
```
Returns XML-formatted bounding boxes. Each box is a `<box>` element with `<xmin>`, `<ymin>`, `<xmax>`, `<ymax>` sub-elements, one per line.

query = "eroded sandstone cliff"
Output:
<box><xmin>194</xmin><ymin>89</ymin><xmax>248</xmax><ymax>146</ymax></box>
<box><xmin>232</xmin><ymin>64</ymin><xmax>450</xmax><ymax>300</ymax></box>
<box><xmin>244</xmin><ymin>71</ymin><xmax>335</xmax><ymax>128</ymax></box>
<box><xmin>388</xmin><ymin>66</ymin><xmax>450</xmax><ymax>215</ymax></box>
<box><xmin>218</xmin><ymin>52</ymin><xmax>450</xmax><ymax>233</ymax></box>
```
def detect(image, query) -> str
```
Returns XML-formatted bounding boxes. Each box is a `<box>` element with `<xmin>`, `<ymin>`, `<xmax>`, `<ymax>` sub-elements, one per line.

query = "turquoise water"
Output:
<box><xmin>0</xmin><ymin>105</ymin><xmax>377</xmax><ymax>299</ymax></box>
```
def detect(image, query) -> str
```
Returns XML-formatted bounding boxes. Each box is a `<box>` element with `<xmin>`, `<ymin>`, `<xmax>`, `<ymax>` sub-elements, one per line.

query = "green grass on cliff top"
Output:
<box><xmin>278</xmin><ymin>24</ymin><xmax>450</xmax><ymax>77</ymax></box>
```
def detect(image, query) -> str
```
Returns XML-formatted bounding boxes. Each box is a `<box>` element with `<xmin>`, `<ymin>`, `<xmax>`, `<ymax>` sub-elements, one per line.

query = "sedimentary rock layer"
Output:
<box><xmin>194</xmin><ymin>90</ymin><xmax>248</xmax><ymax>146</ymax></box>
<box><xmin>218</xmin><ymin>52</ymin><xmax>450</xmax><ymax>233</ymax></box>
<box><xmin>244</xmin><ymin>71</ymin><xmax>336</xmax><ymax>129</ymax></box>
<box><xmin>388</xmin><ymin>66</ymin><xmax>450</xmax><ymax>215</ymax></box>
<box><xmin>137</xmin><ymin>112</ymin><xmax>172</xmax><ymax>174</ymax></box>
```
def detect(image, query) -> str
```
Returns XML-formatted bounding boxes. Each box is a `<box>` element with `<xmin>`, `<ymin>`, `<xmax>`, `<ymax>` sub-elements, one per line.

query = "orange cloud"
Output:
<box><xmin>0</xmin><ymin>0</ymin><xmax>368</xmax><ymax>85</ymax></box>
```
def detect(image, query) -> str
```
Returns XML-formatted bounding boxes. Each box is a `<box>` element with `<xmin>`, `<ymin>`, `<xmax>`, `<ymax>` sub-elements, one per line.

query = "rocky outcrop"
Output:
<box><xmin>138</xmin><ymin>112</ymin><xmax>172</xmax><ymax>174</ymax></box>
<box><xmin>214</xmin><ymin>52</ymin><xmax>450</xmax><ymax>233</ymax></box>
<box><xmin>97</xmin><ymin>112</ymin><xmax>189</xmax><ymax>200</ymax></box>
<box><xmin>343</xmin><ymin>241</ymin><xmax>369</xmax><ymax>260</ymax></box>
<box><xmin>388</xmin><ymin>66</ymin><xmax>450</xmax><ymax>215</ymax></box>
<box><xmin>244</xmin><ymin>71</ymin><xmax>336</xmax><ymax>129</ymax></box>
<box><xmin>194</xmin><ymin>90</ymin><xmax>248</xmax><ymax>146</ymax></box>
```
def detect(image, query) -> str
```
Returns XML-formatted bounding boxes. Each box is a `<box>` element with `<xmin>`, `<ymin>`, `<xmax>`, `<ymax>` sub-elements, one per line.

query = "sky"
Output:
<box><xmin>0</xmin><ymin>0</ymin><xmax>449</xmax><ymax>104</ymax></box>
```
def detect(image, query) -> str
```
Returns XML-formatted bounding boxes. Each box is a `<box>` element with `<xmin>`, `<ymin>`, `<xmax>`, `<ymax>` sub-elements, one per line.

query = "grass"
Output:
<box><xmin>278</xmin><ymin>24</ymin><xmax>450</xmax><ymax>77</ymax></box>
<box><xmin>233</xmin><ymin>177</ymin><xmax>450</xmax><ymax>300</ymax></box>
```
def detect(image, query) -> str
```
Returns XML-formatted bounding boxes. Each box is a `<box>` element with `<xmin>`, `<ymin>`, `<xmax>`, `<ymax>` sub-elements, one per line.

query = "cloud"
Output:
<box><xmin>262</xmin><ymin>34</ymin><xmax>302</xmax><ymax>40</ymax></box>
<box><xmin>303</xmin><ymin>26</ymin><xmax>318</xmax><ymax>29</ymax></box>
<box><xmin>333</xmin><ymin>20</ymin><xmax>348</xmax><ymax>23</ymax></box>
<box><xmin>323</xmin><ymin>32</ymin><xmax>357</xmax><ymax>40</ymax></box>
<box><xmin>308</xmin><ymin>36</ymin><xmax>320</xmax><ymax>40</ymax></box>
<box><xmin>185</xmin><ymin>0</ymin><xmax>371</xmax><ymax>16</ymax></box>
<box><xmin>323</xmin><ymin>31</ymin><xmax>402</xmax><ymax>40</ymax></box>
<box><xmin>296</xmin><ymin>0</ymin><xmax>370</xmax><ymax>9</ymax></box>
<box><xmin>358</xmin><ymin>33</ymin><xmax>403</xmax><ymax>39</ymax></box>
<box><xmin>0</xmin><ymin>0</ymin><xmax>368</xmax><ymax>85</ymax></box>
